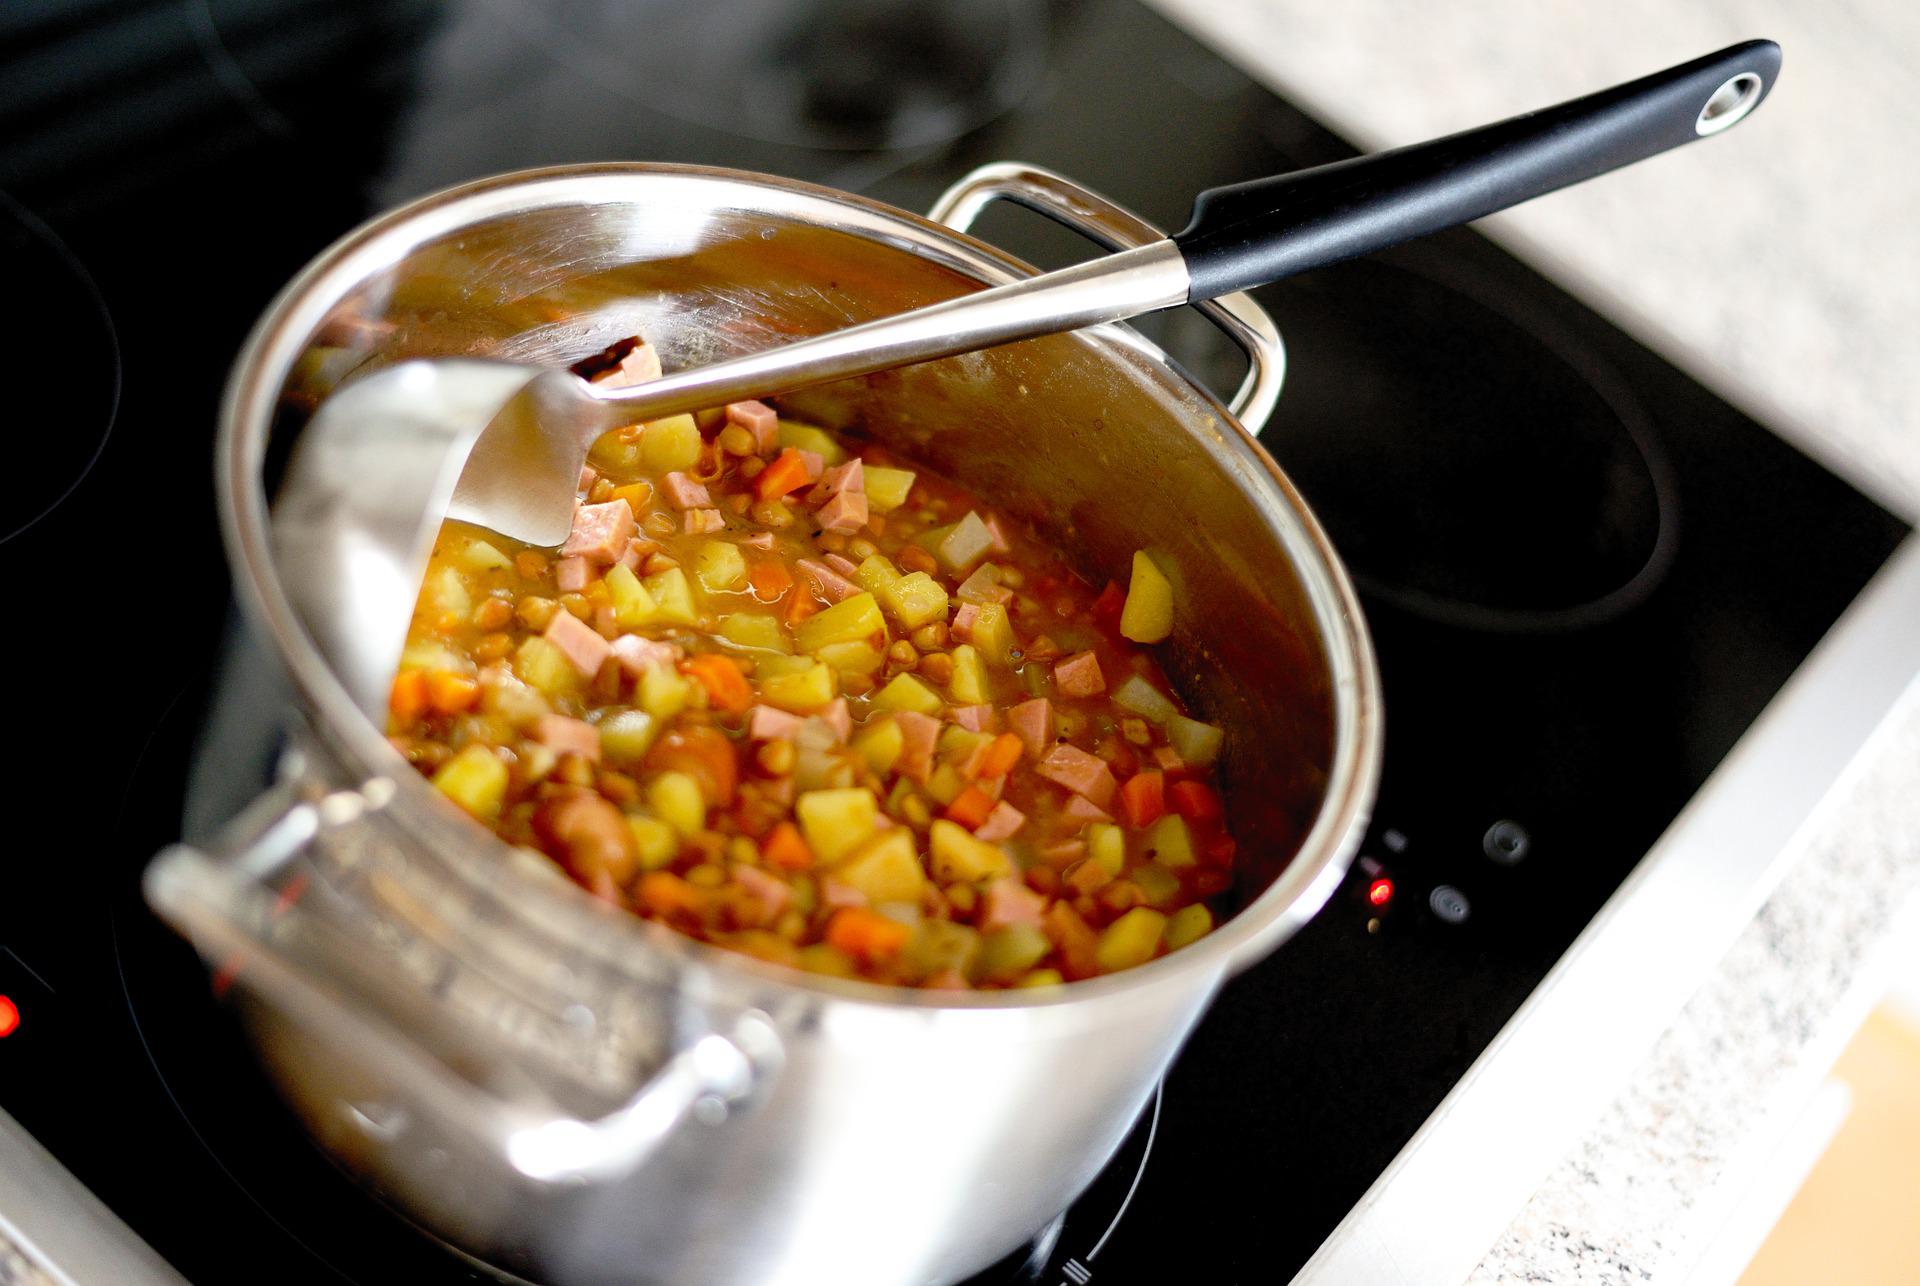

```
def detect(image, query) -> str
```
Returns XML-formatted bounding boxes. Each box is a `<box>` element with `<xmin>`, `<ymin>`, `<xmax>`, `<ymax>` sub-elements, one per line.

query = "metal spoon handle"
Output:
<box><xmin>584</xmin><ymin>39</ymin><xmax>1777</xmax><ymax>435</ymax></box>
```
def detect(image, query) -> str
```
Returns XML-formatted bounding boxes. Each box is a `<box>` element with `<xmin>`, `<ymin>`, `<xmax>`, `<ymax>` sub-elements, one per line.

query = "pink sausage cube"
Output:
<box><xmin>815</xmin><ymin>458</ymin><xmax>864</xmax><ymax>498</ymax></box>
<box><xmin>1035</xmin><ymin>743</ymin><xmax>1117</xmax><ymax>809</ymax></box>
<box><xmin>1008</xmin><ymin>698</ymin><xmax>1054</xmax><ymax>757</ymax></box>
<box><xmin>823</xmin><ymin>552</ymin><xmax>861</xmax><ymax>578</ymax></box>
<box><xmin>894</xmin><ymin>710</ymin><xmax>941</xmax><ymax>784</ymax></box>
<box><xmin>1060</xmin><ymin>794</ymin><xmax>1114</xmax><ymax>826</ymax></box>
<box><xmin>820</xmin><ymin>878</ymin><xmax>869</xmax><ymax>910</ymax></box>
<box><xmin>819</xmin><ymin>698</ymin><xmax>852</xmax><ymax>744</ymax></box>
<box><xmin>978</xmin><ymin>877</ymin><xmax>1047</xmax><ymax>932</ymax></box>
<box><xmin>578</xmin><ymin>464</ymin><xmax>599</xmax><ymax>491</ymax></box>
<box><xmin>797</xmin><ymin>449</ymin><xmax>825</xmax><ymax>482</ymax></box>
<box><xmin>982</xmin><ymin>512</ymin><xmax>1016</xmax><ymax>556</ymax></box>
<box><xmin>1039</xmin><ymin>839</ymin><xmax>1088</xmax><ymax>867</ymax></box>
<box><xmin>795</xmin><ymin>559</ymin><xmax>861</xmax><ymax>603</ymax></box>
<box><xmin>815</xmin><ymin>490</ymin><xmax>868</xmax><ymax>533</ymax></box>
<box><xmin>532</xmin><ymin>714</ymin><xmax>601</xmax><ymax>763</ymax></box>
<box><xmin>562</xmin><ymin>499</ymin><xmax>636</xmax><ymax>564</ymax></box>
<box><xmin>742</xmin><ymin>531</ymin><xmax>776</xmax><ymax>550</ymax></box>
<box><xmin>682</xmin><ymin>507</ymin><xmax>726</xmax><ymax>535</ymax></box>
<box><xmin>590</xmin><ymin>340</ymin><xmax>663</xmax><ymax>389</ymax></box>
<box><xmin>555</xmin><ymin>556</ymin><xmax>592</xmax><ymax>593</ymax></box>
<box><xmin>730</xmin><ymin>865</ymin><xmax>792</xmax><ymax>927</ymax></box>
<box><xmin>544</xmin><ymin>609</ymin><xmax>612</xmax><ymax>678</ymax></box>
<box><xmin>748</xmin><ymin>704</ymin><xmax>804</xmax><ymax>742</ymax></box>
<box><xmin>661</xmin><ymin>472</ymin><xmax>712</xmax><ymax>510</ymax></box>
<box><xmin>948</xmin><ymin>704</ymin><xmax>997</xmax><ymax>733</ymax></box>
<box><xmin>610</xmin><ymin>633</ymin><xmax>677</xmax><ymax>679</ymax></box>
<box><xmin>725</xmin><ymin>400</ymin><xmax>779</xmax><ymax>453</ymax></box>
<box><xmin>950</xmin><ymin>602</ymin><xmax>982</xmax><ymax>642</ymax></box>
<box><xmin>1053</xmin><ymin>651</ymin><xmax>1106</xmax><ymax>698</ymax></box>
<box><xmin>615</xmin><ymin>539</ymin><xmax>646</xmax><ymax>572</ymax></box>
<box><xmin>973</xmin><ymin>802</ymin><xmax>1027</xmax><ymax>843</ymax></box>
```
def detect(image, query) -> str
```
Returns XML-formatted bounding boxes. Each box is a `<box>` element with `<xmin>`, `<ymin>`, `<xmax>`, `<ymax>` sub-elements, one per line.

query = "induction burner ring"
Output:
<box><xmin>0</xmin><ymin>190</ymin><xmax>120</xmax><ymax>546</ymax></box>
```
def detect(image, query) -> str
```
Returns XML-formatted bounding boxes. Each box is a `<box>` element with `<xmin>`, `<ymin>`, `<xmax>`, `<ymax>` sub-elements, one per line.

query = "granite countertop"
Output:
<box><xmin>1146</xmin><ymin>0</ymin><xmax>1920</xmax><ymax>1280</ymax></box>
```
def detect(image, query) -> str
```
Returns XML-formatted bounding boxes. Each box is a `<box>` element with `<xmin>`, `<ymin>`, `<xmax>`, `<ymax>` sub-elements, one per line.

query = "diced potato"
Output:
<box><xmin>947</xmin><ymin>644</ymin><xmax>990</xmax><ymax>704</ymax></box>
<box><xmin>1132</xmin><ymin>862</ymin><xmax>1182</xmax><ymax>907</ymax></box>
<box><xmin>719</xmin><ymin>612</ymin><xmax>791</xmax><ymax>653</ymax></box>
<box><xmin>1087</xmin><ymin>822</ymin><xmax>1125</xmax><ymax>877</ymax></box>
<box><xmin>633</xmin><ymin>668</ymin><xmax>689</xmax><ymax>724</ymax></box>
<box><xmin>815</xmin><ymin>640</ymin><xmax>885</xmax><ymax>675</ymax></box>
<box><xmin>924</xmin><ymin>763</ymin><xmax>966</xmax><ymax>806</ymax></box>
<box><xmin>853</xmin><ymin>717</ymin><xmax>904</xmax><ymax>775</ymax></box>
<box><xmin>863</xmin><ymin>466</ymin><xmax>917</xmax><ymax>513</ymax></box>
<box><xmin>877</xmin><ymin>572</ymin><xmax>950</xmax><ymax>630</ymax></box>
<box><xmin>969</xmin><ymin>603</ymin><xmax>1015</xmax><ymax>666</ymax></box>
<box><xmin>1164</xmin><ymin>903</ymin><xmax>1214</xmax><ymax>951</ymax></box>
<box><xmin>402</xmin><ymin>639</ymin><xmax>470</xmax><ymax>674</ymax></box>
<box><xmin>605</xmin><ymin>563</ymin><xmax>659</xmax><ymax>629</ymax></box>
<box><xmin>458</xmin><ymin>538</ymin><xmax>511</xmax><ymax>572</ymax></box>
<box><xmin>642</xmin><ymin>567</ymin><xmax>700</xmax><ymax>627</ymax></box>
<box><xmin>797</xmin><ymin>943</ymin><xmax>859</xmax><ymax>978</ymax></box>
<box><xmin>1095</xmin><ymin>907</ymin><xmax>1168</xmax><ymax>971</ymax></box>
<box><xmin>627</xmin><ymin>815</ymin><xmax>679</xmax><ymax>871</ymax></box>
<box><xmin>1144</xmin><ymin>814</ymin><xmax>1195</xmax><ymax>868</ymax></box>
<box><xmin>1112</xmin><ymin>674</ymin><xmax>1178</xmax><ymax>724</ymax></box>
<box><xmin>649</xmin><ymin>770</ymin><xmax>707</xmax><ymax>836</ymax></box>
<box><xmin>937</xmin><ymin>725</ymin><xmax>992</xmax><ymax>762</ymax></box>
<box><xmin>903</xmin><ymin>919</ymin><xmax>981</xmax><ymax>982</ymax></box>
<box><xmin>976</xmin><ymin>923</ymin><xmax>1052</xmax><ymax>983</ymax></box>
<box><xmin>796</xmin><ymin>787</ymin><xmax>880</xmax><ymax>863</ymax></box>
<box><xmin>596</xmin><ymin>709</ymin><xmax>656</xmax><ymax>763</ymax></box>
<box><xmin>1119</xmin><ymin>550</ymin><xmax>1174</xmax><ymax>644</ymax></box>
<box><xmin>776</xmin><ymin>419</ymin><xmax>847</xmax><ymax>464</ymax></box>
<box><xmin>872</xmin><ymin>673</ymin><xmax>944</xmax><ymax>716</ymax></box>
<box><xmin>832</xmin><ymin>829</ymin><xmax>925</xmax><ymax>903</ymax></box>
<box><xmin>794</xmin><ymin>592</ymin><xmax>885</xmax><ymax>654</ymax></box>
<box><xmin>1167</xmin><ymin>715</ymin><xmax>1224</xmax><ymax>769</ymax></box>
<box><xmin>431</xmin><ymin>744</ymin><xmax>507</xmax><ymax>820</ymax></box>
<box><xmin>514</xmin><ymin>636</ymin><xmax>580</xmax><ymax>697</ymax></box>
<box><xmin>759</xmin><ymin>660</ymin><xmax>836</xmax><ymax>712</ymax></box>
<box><xmin>854</xmin><ymin>554</ymin><xmax>902</xmax><ymax>594</ymax></box>
<box><xmin>588</xmin><ymin>429</ymin><xmax>642</xmax><ymax>472</ymax></box>
<box><xmin>928</xmin><ymin>819</ymin><xmax>1012</xmax><ymax>882</ymax></box>
<box><xmin>694</xmin><ymin>541</ymin><xmax>748</xmax><ymax>593</ymax></box>
<box><xmin>935</xmin><ymin>511</ymin><xmax>994</xmax><ymax>574</ymax></box>
<box><xmin>1015</xmin><ymin>968</ymin><xmax>1065</xmax><ymax>988</ymax></box>
<box><xmin>640</xmin><ymin>414</ymin><xmax>702</xmax><ymax>472</ymax></box>
<box><xmin>423</xmin><ymin>565</ymin><xmax>471</xmax><ymax>622</ymax></box>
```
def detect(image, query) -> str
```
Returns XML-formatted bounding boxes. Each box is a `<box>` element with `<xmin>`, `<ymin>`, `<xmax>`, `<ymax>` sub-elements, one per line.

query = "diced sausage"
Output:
<box><xmin>578</xmin><ymin>464</ymin><xmax>599</xmax><ymax>491</ymax></box>
<box><xmin>823</xmin><ymin>552</ymin><xmax>861</xmax><ymax>578</ymax></box>
<box><xmin>742</xmin><ymin>531</ymin><xmax>776</xmax><ymax>550</ymax></box>
<box><xmin>819</xmin><ymin>698</ymin><xmax>852</xmax><ymax>744</ymax></box>
<box><xmin>1008</xmin><ymin>698</ymin><xmax>1054</xmax><ymax>757</ymax></box>
<box><xmin>973</xmin><ymin>802</ymin><xmax>1026</xmax><ymax>843</ymax></box>
<box><xmin>814</xmin><ymin>458</ymin><xmax>864</xmax><ymax>498</ymax></box>
<box><xmin>948</xmin><ymin>704</ymin><xmax>996</xmax><ymax>733</ymax></box>
<box><xmin>978</xmin><ymin>877</ymin><xmax>1046</xmax><ymax>931</ymax></box>
<box><xmin>555</xmin><ymin>556</ymin><xmax>592</xmax><ymax>593</ymax></box>
<box><xmin>748</xmin><ymin>704</ymin><xmax>804</xmax><ymax>741</ymax></box>
<box><xmin>730</xmin><ymin>864</ymin><xmax>791</xmax><ymax>927</ymax></box>
<box><xmin>682</xmin><ymin>507</ymin><xmax>726</xmax><ymax>535</ymax></box>
<box><xmin>1060</xmin><ymin>794</ymin><xmax>1114</xmax><ymax>826</ymax></box>
<box><xmin>815</xmin><ymin>490</ymin><xmax>868</xmax><ymax>533</ymax></box>
<box><xmin>562</xmin><ymin>499</ymin><xmax>636</xmax><ymax>564</ymax></box>
<box><xmin>545</xmin><ymin>609</ymin><xmax>613</xmax><ymax>678</ymax></box>
<box><xmin>950</xmin><ymin>602</ymin><xmax>981</xmax><ymax>641</ymax></box>
<box><xmin>894</xmin><ymin>710</ymin><xmax>940</xmax><ymax>783</ymax></box>
<box><xmin>1053</xmin><ymin>651</ymin><xmax>1106</xmax><ymax>698</ymax></box>
<box><xmin>590</xmin><ymin>340</ymin><xmax>663</xmax><ymax>389</ymax></box>
<box><xmin>533</xmin><ymin>714</ymin><xmax>601</xmax><ymax>762</ymax></box>
<box><xmin>1035</xmin><ymin>743</ymin><xmax>1117</xmax><ymax>809</ymax></box>
<box><xmin>1039</xmin><ymin>839</ymin><xmax>1088</xmax><ymax>867</ymax></box>
<box><xmin>661</xmin><ymin>472</ymin><xmax>712</xmax><ymax>510</ymax></box>
<box><xmin>725</xmin><ymin>400</ymin><xmax>779</xmax><ymax>453</ymax></box>
<box><xmin>982</xmin><ymin>512</ymin><xmax>1016</xmax><ymax>556</ymax></box>
<box><xmin>532</xmin><ymin>790</ymin><xmax>637</xmax><ymax>893</ymax></box>
<box><xmin>611</xmin><ymin>633</ymin><xmax>677</xmax><ymax>679</ymax></box>
<box><xmin>795</xmin><ymin>559</ymin><xmax>861</xmax><ymax>603</ymax></box>
<box><xmin>797</xmin><ymin>449</ymin><xmax>825</xmax><ymax>482</ymax></box>
<box><xmin>820</xmin><ymin>878</ymin><xmax>869</xmax><ymax>910</ymax></box>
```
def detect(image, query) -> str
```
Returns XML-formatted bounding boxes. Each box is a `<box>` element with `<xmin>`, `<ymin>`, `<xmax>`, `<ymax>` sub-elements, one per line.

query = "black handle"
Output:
<box><xmin>1174</xmin><ymin>40</ymin><xmax>1780</xmax><ymax>301</ymax></box>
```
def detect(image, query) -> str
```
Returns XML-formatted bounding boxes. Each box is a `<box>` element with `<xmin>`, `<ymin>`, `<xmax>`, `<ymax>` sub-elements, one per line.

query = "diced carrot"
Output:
<box><xmin>1204</xmin><ymin>834</ymin><xmax>1238</xmax><ymax>867</ymax></box>
<box><xmin>637</xmin><ymin>872</ymin><xmax>703</xmax><ymax>918</ymax></box>
<box><xmin>685</xmin><ymin>653</ymin><xmax>753</xmax><ymax>714</ymax></box>
<box><xmin>1118</xmin><ymin>770</ymin><xmax>1166</xmax><ymax>829</ymax></box>
<box><xmin>389</xmin><ymin>669</ymin><xmax>428</xmax><ymax>722</ymax></box>
<box><xmin>945</xmin><ymin>785</ymin><xmax>997</xmax><ymax>830</ymax></box>
<box><xmin>1044</xmin><ymin>901</ymin><xmax>1099</xmax><ymax>979</ymax></box>
<box><xmin>754</xmin><ymin>448</ymin><xmax>811</xmax><ymax>502</ymax></box>
<box><xmin>749</xmin><ymin>560</ymin><xmax>794</xmax><ymax>601</ymax></box>
<box><xmin>825</xmin><ymin>907</ymin><xmax>910</xmax><ymax>961</ymax></box>
<box><xmin>786</xmin><ymin>591</ymin><xmax>819</xmax><ymax>625</ymax></box>
<box><xmin>610</xmin><ymin>481</ymin><xmax>653</xmax><ymax>511</ymax></box>
<box><xmin>975</xmin><ymin>732</ymin><xmax>1023</xmax><ymax>780</ymax></box>
<box><xmin>1091</xmin><ymin>580</ymin><xmax>1126</xmax><ymax>628</ymax></box>
<box><xmin>1169</xmin><ymin>780</ymin><xmax>1222</xmax><ymax>823</ymax></box>
<box><xmin>762</xmin><ymin>821</ymin><xmax>815</xmax><ymax>871</ymax></box>
<box><xmin>425</xmin><ymin>671</ymin><xmax>481</xmax><ymax>715</ymax></box>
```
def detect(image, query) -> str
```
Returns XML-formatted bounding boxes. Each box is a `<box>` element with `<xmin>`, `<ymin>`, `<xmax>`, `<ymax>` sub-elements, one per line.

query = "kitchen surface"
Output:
<box><xmin>2</xmin><ymin>1</ymin><xmax>1918</xmax><ymax>1283</ymax></box>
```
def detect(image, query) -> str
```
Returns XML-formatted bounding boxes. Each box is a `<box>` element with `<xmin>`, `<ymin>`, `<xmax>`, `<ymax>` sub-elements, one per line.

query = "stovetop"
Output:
<box><xmin>0</xmin><ymin>2</ymin><xmax>1908</xmax><ymax>1283</ymax></box>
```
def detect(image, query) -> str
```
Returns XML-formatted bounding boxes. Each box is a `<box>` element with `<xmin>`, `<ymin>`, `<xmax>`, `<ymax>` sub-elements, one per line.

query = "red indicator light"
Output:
<box><xmin>0</xmin><ymin>994</ymin><xmax>19</xmax><ymax>1038</ymax></box>
<box><xmin>1367</xmin><ymin>877</ymin><xmax>1395</xmax><ymax>908</ymax></box>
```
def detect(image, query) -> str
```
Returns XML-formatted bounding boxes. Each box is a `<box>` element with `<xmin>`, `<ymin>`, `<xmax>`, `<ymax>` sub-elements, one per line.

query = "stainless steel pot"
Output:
<box><xmin>145</xmin><ymin>162</ymin><xmax>1382</xmax><ymax>1285</ymax></box>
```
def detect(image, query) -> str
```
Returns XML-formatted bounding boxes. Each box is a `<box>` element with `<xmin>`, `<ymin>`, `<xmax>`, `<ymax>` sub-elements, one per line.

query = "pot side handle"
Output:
<box><xmin>143</xmin><ymin>779</ymin><xmax>782</xmax><ymax>1185</ymax></box>
<box><xmin>928</xmin><ymin>163</ymin><xmax>1286</xmax><ymax>436</ymax></box>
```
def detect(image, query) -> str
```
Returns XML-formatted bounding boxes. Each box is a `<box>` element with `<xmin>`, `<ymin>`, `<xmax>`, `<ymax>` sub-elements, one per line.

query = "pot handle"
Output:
<box><xmin>928</xmin><ymin>163</ymin><xmax>1286</xmax><ymax>435</ymax></box>
<box><xmin>144</xmin><ymin>777</ymin><xmax>782</xmax><ymax>1185</ymax></box>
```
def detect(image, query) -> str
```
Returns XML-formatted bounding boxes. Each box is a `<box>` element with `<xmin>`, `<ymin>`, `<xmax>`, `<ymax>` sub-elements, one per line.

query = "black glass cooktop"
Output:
<box><xmin>0</xmin><ymin>1</ymin><xmax>1906</xmax><ymax>1283</ymax></box>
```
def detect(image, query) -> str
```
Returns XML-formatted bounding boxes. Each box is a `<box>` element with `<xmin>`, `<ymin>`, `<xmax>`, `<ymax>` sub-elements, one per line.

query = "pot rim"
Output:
<box><xmin>217</xmin><ymin>160</ymin><xmax>1383</xmax><ymax>1011</ymax></box>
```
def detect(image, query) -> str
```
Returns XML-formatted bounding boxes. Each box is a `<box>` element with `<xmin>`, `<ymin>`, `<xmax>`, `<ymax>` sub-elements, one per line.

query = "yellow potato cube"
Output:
<box><xmin>1163</xmin><ymin>903</ymin><xmax>1214</xmax><ymax>951</ymax></box>
<box><xmin>604</xmin><ymin>563</ymin><xmax>659</xmax><ymax>629</ymax></box>
<box><xmin>947</xmin><ymin>644</ymin><xmax>990</xmax><ymax>704</ymax></box>
<box><xmin>878</xmin><ymin>571</ymin><xmax>950</xmax><ymax>630</ymax></box>
<box><xmin>872</xmin><ymin>673</ymin><xmax>944</xmax><ymax>716</ymax></box>
<box><xmin>1144</xmin><ymin>815</ymin><xmax>1195</xmax><ymax>868</ymax></box>
<box><xmin>1132</xmin><ymin>861</ymin><xmax>1182</xmax><ymax>907</ymax></box>
<box><xmin>648</xmin><ymin>770</ymin><xmax>707</xmax><ymax>836</ymax></box>
<box><xmin>719</xmin><ymin>613</ymin><xmax>791</xmax><ymax>653</ymax></box>
<box><xmin>638</xmin><ymin>665</ymin><xmax>692</xmax><ymax>721</ymax></box>
<box><xmin>831</xmin><ymin>829</ymin><xmax>926</xmax><ymax>903</ymax></box>
<box><xmin>1119</xmin><ymin>550</ymin><xmax>1174</xmax><ymax>644</ymax></box>
<box><xmin>1167</xmin><ymin>715</ymin><xmax>1224</xmax><ymax>769</ymax></box>
<box><xmin>928</xmin><ymin>819</ymin><xmax>1012</xmax><ymax>882</ymax></box>
<box><xmin>969</xmin><ymin>603</ymin><xmax>1015</xmax><ymax>666</ymax></box>
<box><xmin>431</xmin><ymin>744</ymin><xmax>507</xmax><ymax>821</ymax></box>
<box><xmin>854</xmin><ymin>554</ymin><xmax>902</xmax><ymax>594</ymax></box>
<box><xmin>1087</xmin><ymin>822</ymin><xmax>1126</xmax><ymax>877</ymax></box>
<box><xmin>514</xmin><ymin>636</ymin><xmax>580</xmax><ymax>697</ymax></box>
<box><xmin>641</xmin><ymin>567</ymin><xmax>700</xmax><ymax>627</ymax></box>
<box><xmin>794</xmin><ymin>591</ymin><xmax>885</xmax><ymax>654</ymax></box>
<box><xmin>627</xmin><ymin>815</ymin><xmax>680</xmax><ymax>870</ymax></box>
<box><xmin>1094</xmin><ymin>907</ymin><xmax>1168</xmax><ymax>972</ymax></box>
<box><xmin>852</xmin><ymin>717</ymin><xmax>905</xmax><ymax>775</ymax></box>
<box><xmin>925</xmin><ymin>763</ymin><xmax>966</xmax><ymax>806</ymax></box>
<box><xmin>796</xmin><ymin>787</ymin><xmax>880</xmax><ymax>863</ymax></box>
<box><xmin>814</xmin><ymin>640</ymin><xmax>885</xmax><ymax>675</ymax></box>
<box><xmin>694</xmin><ymin>541</ymin><xmax>748</xmax><ymax>593</ymax></box>
<box><xmin>639</xmin><ymin>414</ymin><xmax>702</xmax><ymax>473</ymax></box>
<box><xmin>596</xmin><ymin>709</ymin><xmax>656</xmax><ymax>764</ymax></box>
<box><xmin>458</xmin><ymin>538</ymin><xmax>511</xmax><ymax>571</ymax></box>
<box><xmin>863</xmin><ymin>466</ymin><xmax>917</xmax><ymax>513</ymax></box>
<box><xmin>759</xmin><ymin>660</ymin><xmax>836</xmax><ymax>712</ymax></box>
<box><xmin>776</xmin><ymin>419</ymin><xmax>847</xmax><ymax>464</ymax></box>
<box><xmin>422</xmin><ymin>565</ymin><xmax>471</xmax><ymax>623</ymax></box>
